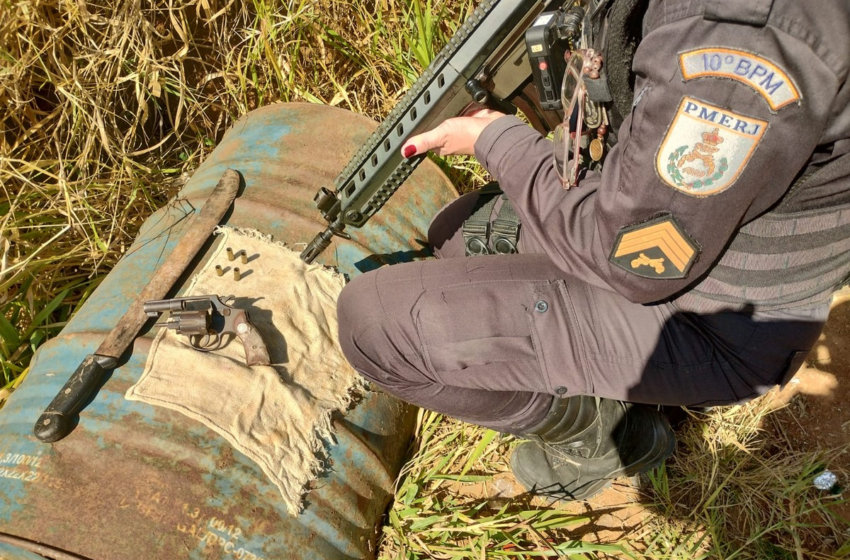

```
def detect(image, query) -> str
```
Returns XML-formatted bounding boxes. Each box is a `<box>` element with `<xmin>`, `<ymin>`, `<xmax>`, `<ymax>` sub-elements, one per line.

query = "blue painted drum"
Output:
<box><xmin>0</xmin><ymin>104</ymin><xmax>458</xmax><ymax>559</ymax></box>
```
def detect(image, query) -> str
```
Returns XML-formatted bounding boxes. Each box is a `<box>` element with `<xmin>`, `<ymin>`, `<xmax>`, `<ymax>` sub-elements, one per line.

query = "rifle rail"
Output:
<box><xmin>302</xmin><ymin>0</ymin><xmax>555</xmax><ymax>263</ymax></box>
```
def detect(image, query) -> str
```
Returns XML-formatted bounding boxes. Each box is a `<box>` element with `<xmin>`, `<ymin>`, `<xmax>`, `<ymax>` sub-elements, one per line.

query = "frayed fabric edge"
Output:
<box><xmin>128</xmin><ymin>225</ymin><xmax>363</xmax><ymax>515</ymax></box>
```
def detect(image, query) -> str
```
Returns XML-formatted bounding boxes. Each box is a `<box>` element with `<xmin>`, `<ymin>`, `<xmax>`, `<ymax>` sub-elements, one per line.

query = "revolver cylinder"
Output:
<box><xmin>156</xmin><ymin>310</ymin><xmax>210</xmax><ymax>336</ymax></box>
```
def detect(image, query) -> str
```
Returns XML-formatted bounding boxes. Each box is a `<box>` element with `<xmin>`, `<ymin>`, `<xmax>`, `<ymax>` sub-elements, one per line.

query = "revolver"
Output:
<box><xmin>144</xmin><ymin>295</ymin><xmax>272</xmax><ymax>366</ymax></box>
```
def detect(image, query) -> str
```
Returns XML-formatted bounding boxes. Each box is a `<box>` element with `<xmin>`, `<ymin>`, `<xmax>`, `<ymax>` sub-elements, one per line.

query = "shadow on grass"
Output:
<box><xmin>378</xmin><ymin>298</ymin><xmax>850</xmax><ymax>559</ymax></box>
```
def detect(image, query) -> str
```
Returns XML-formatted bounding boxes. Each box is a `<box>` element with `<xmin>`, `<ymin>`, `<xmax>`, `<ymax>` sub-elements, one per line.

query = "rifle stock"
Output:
<box><xmin>300</xmin><ymin>0</ymin><xmax>566</xmax><ymax>264</ymax></box>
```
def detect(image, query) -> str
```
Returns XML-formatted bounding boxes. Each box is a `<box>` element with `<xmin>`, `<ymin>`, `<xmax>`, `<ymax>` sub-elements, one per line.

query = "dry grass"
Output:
<box><xmin>2</xmin><ymin>1</ymin><xmax>847</xmax><ymax>558</ymax></box>
<box><xmin>645</xmin><ymin>400</ymin><xmax>847</xmax><ymax>559</ymax></box>
<box><xmin>381</xmin><ymin>398</ymin><xmax>848</xmax><ymax>559</ymax></box>
<box><xmin>0</xmin><ymin>0</ymin><xmax>481</xmax><ymax>388</ymax></box>
<box><xmin>377</xmin><ymin>412</ymin><xmax>634</xmax><ymax>559</ymax></box>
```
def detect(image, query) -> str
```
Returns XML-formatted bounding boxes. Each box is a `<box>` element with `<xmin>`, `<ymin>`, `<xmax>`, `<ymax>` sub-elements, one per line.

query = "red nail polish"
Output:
<box><xmin>402</xmin><ymin>145</ymin><xmax>417</xmax><ymax>158</ymax></box>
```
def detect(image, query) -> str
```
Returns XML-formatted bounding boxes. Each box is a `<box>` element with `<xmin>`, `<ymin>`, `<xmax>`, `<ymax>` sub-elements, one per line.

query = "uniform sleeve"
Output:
<box><xmin>474</xmin><ymin>9</ymin><xmax>842</xmax><ymax>303</ymax></box>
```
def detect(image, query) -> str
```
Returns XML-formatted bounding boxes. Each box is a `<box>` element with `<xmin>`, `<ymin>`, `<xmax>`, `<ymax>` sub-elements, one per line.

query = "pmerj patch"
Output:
<box><xmin>679</xmin><ymin>48</ymin><xmax>800</xmax><ymax>111</ymax></box>
<box><xmin>656</xmin><ymin>97</ymin><xmax>767</xmax><ymax>196</ymax></box>
<box><xmin>609</xmin><ymin>214</ymin><xmax>699</xmax><ymax>280</ymax></box>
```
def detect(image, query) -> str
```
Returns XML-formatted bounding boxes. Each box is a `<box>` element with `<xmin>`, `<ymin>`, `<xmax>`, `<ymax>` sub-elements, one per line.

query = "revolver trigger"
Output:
<box><xmin>190</xmin><ymin>332</ymin><xmax>221</xmax><ymax>352</ymax></box>
<box><xmin>188</xmin><ymin>334</ymin><xmax>204</xmax><ymax>350</ymax></box>
<box><xmin>204</xmin><ymin>332</ymin><xmax>224</xmax><ymax>350</ymax></box>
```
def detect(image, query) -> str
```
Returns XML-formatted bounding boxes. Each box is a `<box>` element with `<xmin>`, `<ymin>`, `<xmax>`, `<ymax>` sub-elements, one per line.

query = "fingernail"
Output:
<box><xmin>402</xmin><ymin>145</ymin><xmax>417</xmax><ymax>158</ymax></box>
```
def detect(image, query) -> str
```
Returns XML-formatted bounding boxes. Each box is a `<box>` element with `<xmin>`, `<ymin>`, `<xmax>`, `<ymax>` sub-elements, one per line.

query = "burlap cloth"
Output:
<box><xmin>125</xmin><ymin>227</ymin><xmax>361</xmax><ymax>514</ymax></box>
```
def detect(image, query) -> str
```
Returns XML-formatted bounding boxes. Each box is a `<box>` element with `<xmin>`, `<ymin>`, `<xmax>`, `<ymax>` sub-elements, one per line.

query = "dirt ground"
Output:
<box><xmin>768</xmin><ymin>293</ymin><xmax>850</xmax><ymax>523</ymax></box>
<box><xmin>771</xmin><ymin>295</ymin><xmax>850</xmax><ymax>453</ymax></box>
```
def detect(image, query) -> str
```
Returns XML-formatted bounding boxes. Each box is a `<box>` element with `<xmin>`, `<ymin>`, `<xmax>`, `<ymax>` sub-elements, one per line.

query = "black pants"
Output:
<box><xmin>336</xmin><ymin>192</ymin><xmax>829</xmax><ymax>433</ymax></box>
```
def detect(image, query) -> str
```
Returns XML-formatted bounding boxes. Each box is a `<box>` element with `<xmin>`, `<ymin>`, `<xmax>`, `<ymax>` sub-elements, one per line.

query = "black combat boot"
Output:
<box><xmin>510</xmin><ymin>395</ymin><xmax>675</xmax><ymax>501</ymax></box>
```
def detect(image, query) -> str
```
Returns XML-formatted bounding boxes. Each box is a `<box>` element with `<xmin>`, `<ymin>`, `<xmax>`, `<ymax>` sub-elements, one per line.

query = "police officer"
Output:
<box><xmin>336</xmin><ymin>0</ymin><xmax>850</xmax><ymax>500</ymax></box>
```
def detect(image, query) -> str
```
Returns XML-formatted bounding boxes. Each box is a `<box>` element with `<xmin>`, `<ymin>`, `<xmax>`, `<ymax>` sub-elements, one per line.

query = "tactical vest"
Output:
<box><xmin>677</xmin><ymin>155</ymin><xmax>850</xmax><ymax>312</ymax></box>
<box><xmin>606</xmin><ymin>0</ymin><xmax>850</xmax><ymax>311</ymax></box>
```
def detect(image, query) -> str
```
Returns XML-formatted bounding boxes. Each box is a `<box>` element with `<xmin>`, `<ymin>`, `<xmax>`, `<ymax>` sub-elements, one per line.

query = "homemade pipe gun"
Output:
<box><xmin>300</xmin><ymin>0</ymin><xmax>590</xmax><ymax>263</ymax></box>
<box><xmin>144</xmin><ymin>295</ymin><xmax>272</xmax><ymax>366</ymax></box>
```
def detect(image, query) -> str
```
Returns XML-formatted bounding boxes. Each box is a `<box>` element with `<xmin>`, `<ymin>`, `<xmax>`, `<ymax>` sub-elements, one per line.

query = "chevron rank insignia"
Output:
<box><xmin>609</xmin><ymin>215</ymin><xmax>699</xmax><ymax>279</ymax></box>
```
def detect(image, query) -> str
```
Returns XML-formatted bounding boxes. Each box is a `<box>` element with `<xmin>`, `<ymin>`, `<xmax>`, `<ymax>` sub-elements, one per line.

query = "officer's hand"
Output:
<box><xmin>400</xmin><ymin>109</ymin><xmax>506</xmax><ymax>158</ymax></box>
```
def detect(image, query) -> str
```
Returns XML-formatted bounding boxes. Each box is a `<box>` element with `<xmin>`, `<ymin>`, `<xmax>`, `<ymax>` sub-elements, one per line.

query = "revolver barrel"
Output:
<box><xmin>144</xmin><ymin>299</ymin><xmax>187</xmax><ymax>317</ymax></box>
<box><xmin>144</xmin><ymin>297</ymin><xmax>213</xmax><ymax>317</ymax></box>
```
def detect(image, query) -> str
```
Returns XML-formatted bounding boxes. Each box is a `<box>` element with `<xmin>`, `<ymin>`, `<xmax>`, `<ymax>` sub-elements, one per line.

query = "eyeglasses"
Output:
<box><xmin>553</xmin><ymin>49</ymin><xmax>597</xmax><ymax>189</ymax></box>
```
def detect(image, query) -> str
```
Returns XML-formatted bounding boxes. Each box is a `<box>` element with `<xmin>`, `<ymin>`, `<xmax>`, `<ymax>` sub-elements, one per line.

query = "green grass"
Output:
<box><xmin>379</xmin><ymin>412</ymin><xmax>634</xmax><ymax>559</ymax></box>
<box><xmin>2</xmin><ymin>0</ymin><xmax>847</xmax><ymax>557</ymax></box>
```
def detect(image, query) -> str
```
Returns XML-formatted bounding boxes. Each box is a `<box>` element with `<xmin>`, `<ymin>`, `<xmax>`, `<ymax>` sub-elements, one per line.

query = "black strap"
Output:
<box><xmin>704</xmin><ymin>0</ymin><xmax>774</xmax><ymax>26</ymax></box>
<box><xmin>491</xmin><ymin>196</ymin><xmax>521</xmax><ymax>254</ymax></box>
<box><xmin>462</xmin><ymin>184</ymin><xmax>522</xmax><ymax>256</ymax></box>
<box><xmin>463</xmin><ymin>183</ymin><xmax>502</xmax><ymax>256</ymax></box>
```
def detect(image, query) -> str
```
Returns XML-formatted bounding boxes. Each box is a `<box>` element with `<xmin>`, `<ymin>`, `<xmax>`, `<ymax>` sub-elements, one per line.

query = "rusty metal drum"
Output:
<box><xmin>0</xmin><ymin>103</ymin><xmax>457</xmax><ymax>559</ymax></box>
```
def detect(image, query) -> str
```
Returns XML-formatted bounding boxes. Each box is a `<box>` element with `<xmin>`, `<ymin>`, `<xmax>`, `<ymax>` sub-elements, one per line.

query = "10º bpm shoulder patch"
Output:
<box><xmin>609</xmin><ymin>215</ymin><xmax>699</xmax><ymax>280</ymax></box>
<box><xmin>656</xmin><ymin>97</ymin><xmax>767</xmax><ymax>196</ymax></box>
<box><xmin>679</xmin><ymin>48</ymin><xmax>800</xmax><ymax>111</ymax></box>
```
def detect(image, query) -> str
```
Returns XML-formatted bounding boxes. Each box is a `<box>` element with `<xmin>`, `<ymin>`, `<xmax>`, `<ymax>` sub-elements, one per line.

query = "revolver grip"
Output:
<box><xmin>234</xmin><ymin>313</ymin><xmax>271</xmax><ymax>366</ymax></box>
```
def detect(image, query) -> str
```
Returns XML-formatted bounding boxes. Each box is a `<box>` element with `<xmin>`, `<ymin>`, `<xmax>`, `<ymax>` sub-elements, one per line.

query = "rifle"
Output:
<box><xmin>300</xmin><ymin>0</ymin><xmax>581</xmax><ymax>263</ymax></box>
